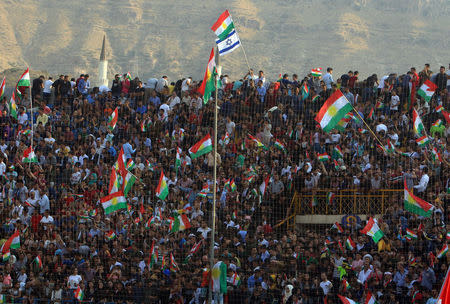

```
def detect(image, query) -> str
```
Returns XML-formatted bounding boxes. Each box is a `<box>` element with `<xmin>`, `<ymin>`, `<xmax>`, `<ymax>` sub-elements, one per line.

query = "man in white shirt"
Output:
<box><xmin>43</xmin><ymin>76</ymin><xmax>53</xmax><ymax>102</ymax></box>
<box><xmin>181</xmin><ymin>77</ymin><xmax>192</xmax><ymax>93</ymax></box>
<box><xmin>40</xmin><ymin>210</ymin><xmax>54</xmax><ymax>230</ymax></box>
<box><xmin>414</xmin><ymin>167</ymin><xmax>429</xmax><ymax>193</ymax></box>
<box><xmin>358</xmin><ymin>255</ymin><xmax>373</xmax><ymax>284</ymax></box>
<box><xmin>319</xmin><ymin>273</ymin><xmax>333</xmax><ymax>296</ymax></box>
<box><xmin>168</xmin><ymin>91</ymin><xmax>181</xmax><ymax>110</ymax></box>
<box><xmin>156</xmin><ymin>76</ymin><xmax>168</xmax><ymax>93</ymax></box>
<box><xmin>17</xmin><ymin>107</ymin><xmax>29</xmax><ymax>126</ymax></box>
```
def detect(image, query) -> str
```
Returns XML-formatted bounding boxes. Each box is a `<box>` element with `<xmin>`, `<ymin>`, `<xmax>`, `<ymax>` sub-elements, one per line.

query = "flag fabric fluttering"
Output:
<box><xmin>74</xmin><ymin>286</ymin><xmax>84</xmax><ymax>302</ymax></box>
<box><xmin>404</xmin><ymin>180</ymin><xmax>433</xmax><ymax>217</ymax></box>
<box><xmin>212</xmin><ymin>10</ymin><xmax>241</xmax><ymax>56</ymax></box>
<box><xmin>0</xmin><ymin>231</ymin><xmax>21</xmax><ymax>253</ymax></box>
<box><xmin>15</xmin><ymin>68</ymin><xmax>31</xmax><ymax>99</ymax></box>
<box><xmin>22</xmin><ymin>146</ymin><xmax>38</xmax><ymax>163</ymax></box>
<box><xmin>360</xmin><ymin>217</ymin><xmax>384</xmax><ymax>244</ymax></box>
<box><xmin>412</xmin><ymin>108</ymin><xmax>425</xmax><ymax>136</ymax></box>
<box><xmin>315</xmin><ymin>90</ymin><xmax>353</xmax><ymax>132</ymax></box>
<box><xmin>189</xmin><ymin>134</ymin><xmax>213</xmax><ymax>159</ymax></box>
<box><xmin>8</xmin><ymin>91</ymin><xmax>18</xmax><ymax>119</ymax></box>
<box><xmin>156</xmin><ymin>170</ymin><xmax>169</xmax><ymax>200</ymax></box>
<box><xmin>198</xmin><ymin>48</ymin><xmax>218</xmax><ymax>104</ymax></box>
<box><xmin>365</xmin><ymin>291</ymin><xmax>379</xmax><ymax>304</ymax></box>
<box><xmin>415</xmin><ymin>135</ymin><xmax>430</xmax><ymax>147</ymax></box>
<box><xmin>100</xmin><ymin>191</ymin><xmax>128</xmax><ymax>215</ymax></box>
<box><xmin>437</xmin><ymin>267</ymin><xmax>450</xmax><ymax>303</ymax></box>
<box><xmin>346</xmin><ymin>236</ymin><xmax>356</xmax><ymax>251</ymax></box>
<box><xmin>338</xmin><ymin>294</ymin><xmax>358</xmax><ymax>304</ymax></box>
<box><xmin>437</xmin><ymin>244</ymin><xmax>448</xmax><ymax>259</ymax></box>
<box><xmin>0</xmin><ymin>77</ymin><xmax>5</xmax><ymax>100</ymax></box>
<box><xmin>417</xmin><ymin>80</ymin><xmax>437</xmax><ymax>102</ymax></box>
<box><xmin>108</xmin><ymin>107</ymin><xmax>118</xmax><ymax>131</ymax></box>
<box><xmin>170</xmin><ymin>214</ymin><xmax>192</xmax><ymax>233</ymax></box>
<box><xmin>311</xmin><ymin>68</ymin><xmax>322</xmax><ymax>77</ymax></box>
<box><xmin>212</xmin><ymin>261</ymin><xmax>228</xmax><ymax>294</ymax></box>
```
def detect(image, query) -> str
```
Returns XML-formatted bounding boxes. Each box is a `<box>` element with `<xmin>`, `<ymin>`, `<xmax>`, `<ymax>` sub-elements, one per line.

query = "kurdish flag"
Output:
<box><xmin>171</xmin><ymin>214</ymin><xmax>191</xmax><ymax>232</ymax></box>
<box><xmin>175</xmin><ymin>147</ymin><xmax>182</xmax><ymax>174</ymax></box>
<box><xmin>211</xmin><ymin>10</ymin><xmax>235</xmax><ymax>40</ymax></box>
<box><xmin>169</xmin><ymin>253</ymin><xmax>179</xmax><ymax>272</ymax></box>
<box><xmin>274</xmin><ymin>139</ymin><xmax>286</xmax><ymax>152</ymax></box>
<box><xmin>301</xmin><ymin>82</ymin><xmax>309</xmax><ymax>101</ymax></box>
<box><xmin>327</xmin><ymin>192</ymin><xmax>335</xmax><ymax>205</ymax></box>
<box><xmin>0</xmin><ymin>77</ymin><xmax>5</xmax><ymax>100</ymax></box>
<box><xmin>338</xmin><ymin>295</ymin><xmax>358</xmax><ymax>304</ymax></box>
<box><xmin>331</xmin><ymin>222</ymin><xmax>344</xmax><ymax>233</ymax></box>
<box><xmin>22</xmin><ymin>146</ymin><xmax>38</xmax><ymax>163</ymax></box>
<box><xmin>198</xmin><ymin>48</ymin><xmax>217</xmax><ymax>104</ymax></box>
<box><xmin>437</xmin><ymin>267</ymin><xmax>450</xmax><ymax>303</ymax></box>
<box><xmin>198</xmin><ymin>184</ymin><xmax>209</xmax><ymax>197</ymax></box>
<box><xmin>121</xmin><ymin>171</ymin><xmax>136</xmax><ymax>197</ymax></box>
<box><xmin>333</xmin><ymin>145</ymin><xmax>344</xmax><ymax>159</ymax></box>
<box><xmin>416</xmin><ymin>135</ymin><xmax>430</xmax><ymax>147</ymax></box>
<box><xmin>148</xmin><ymin>240</ymin><xmax>158</xmax><ymax>269</ymax></box>
<box><xmin>311</xmin><ymin>68</ymin><xmax>322</xmax><ymax>77</ymax></box>
<box><xmin>432</xmin><ymin>119</ymin><xmax>443</xmax><ymax>128</ymax></box>
<box><xmin>189</xmin><ymin>134</ymin><xmax>213</xmax><ymax>159</ymax></box>
<box><xmin>108</xmin><ymin>107</ymin><xmax>118</xmax><ymax>131</ymax></box>
<box><xmin>413</xmin><ymin>108</ymin><xmax>425</xmax><ymax>136</ymax></box>
<box><xmin>317</xmin><ymin>153</ymin><xmax>330</xmax><ymax>162</ymax></box>
<box><xmin>15</xmin><ymin>68</ymin><xmax>31</xmax><ymax>99</ymax></box>
<box><xmin>248</xmin><ymin>134</ymin><xmax>267</xmax><ymax>149</ymax></box>
<box><xmin>0</xmin><ymin>231</ymin><xmax>20</xmax><ymax>253</ymax></box>
<box><xmin>417</xmin><ymin>80</ymin><xmax>437</xmax><ymax>102</ymax></box>
<box><xmin>74</xmin><ymin>286</ymin><xmax>84</xmax><ymax>301</ymax></box>
<box><xmin>431</xmin><ymin>147</ymin><xmax>442</xmax><ymax>163</ymax></box>
<box><xmin>3</xmin><ymin>251</ymin><xmax>10</xmax><ymax>261</ymax></box>
<box><xmin>212</xmin><ymin>261</ymin><xmax>228</xmax><ymax>294</ymax></box>
<box><xmin>404</xmin><ymin>180</ymin><xmax>433</xmax><ymax>217</ymax></box>
<box><xmin>406</xmin><ymin>228</ymin><xmax>418</xmax><ymax>240</ymax></box>
<box><xmin>105</xmin><ymin>230</ymin><xmax>116</xmax><ymax>240</ymax></box>
<box><xmin>437</xmin><ymin>244</ymin><xmax>448</xmax><ymax>259</ymax></box>
<box><xmin>126</xmin><ymin>159</ymin><xmax>135</xmax><ymax>171</ymax></box>
<box><xmin>365</xmin><ymin>291</ymin><xmax>379</xmax><ymax>304</ymax></box>
<box><xmin>34</xmin><ymin>255</ymin><xmax>43</xmax><ymax>269</ymax></box>
<box><xmin>361</xmin><ymin>217</ymin><xmax>384</xmax><ymax>243</ymax></box>
<box><xmin>100</xmin><ymin>191</ymin><xmax>127</xmax><ymax>215</ymax></box>
<box><xmin>8</xmin><ymin>91</ymin><xmax>18</xmax><ymax>119</ymax></box>
<box><xmin>436</xmin><ymin>105</ymin><xmax>444</xmax><ymax>113</ymax></box>
<box><xmin>346</xmin><ymin>236</ymin><xmax>356</xmax><ymax>251</ymax></box>
<box><xmin>108</xmin><ymin>168</ymin><xmax>120</xmax><ymax>194</ymax></box>
<box><xmin>156</xmin><ymin>170</ymin><xmax>169</xmax><ymax>200</ymax></box>
<box><xmin>315</xmin><ymin>90</ymin><xmax>353</xmax><ymax>133</ymax></box>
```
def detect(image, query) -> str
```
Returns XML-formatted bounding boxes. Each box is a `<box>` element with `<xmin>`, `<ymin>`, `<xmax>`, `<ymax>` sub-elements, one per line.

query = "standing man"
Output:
<box><xmin>322</xmin><ymin>67</ymin><xmax>334</xmax><ymax>90</ymax></box>
<box><xmin>31</xmin><ymin>75</ymin><xmax>45</xmax><ymax>101</ymax></box>
<box><xmin>43</xmin><ymin>76</ymin><xmax>53</xmax><ymax>103</ymax></box>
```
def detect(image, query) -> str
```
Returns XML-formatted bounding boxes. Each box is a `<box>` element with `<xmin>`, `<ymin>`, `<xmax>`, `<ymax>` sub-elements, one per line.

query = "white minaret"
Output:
<box><xmin>97</xmin><ymin>35</ymin><xmax>108</xmax><ymax>87</ymax></box>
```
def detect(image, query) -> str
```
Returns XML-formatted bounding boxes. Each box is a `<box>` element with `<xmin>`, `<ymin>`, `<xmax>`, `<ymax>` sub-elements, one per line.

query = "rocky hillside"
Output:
<box><xmin>0</xmin><ymin>0</ymin><xmax>448</xmax><ymax>85</ymax></box>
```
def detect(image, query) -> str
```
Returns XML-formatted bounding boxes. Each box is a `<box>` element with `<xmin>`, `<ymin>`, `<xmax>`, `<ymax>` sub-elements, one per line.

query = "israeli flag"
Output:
<box><xmin>215</xmin><ymin>29</ymin><xmax>241</xmax><ymax>56</ymax></box>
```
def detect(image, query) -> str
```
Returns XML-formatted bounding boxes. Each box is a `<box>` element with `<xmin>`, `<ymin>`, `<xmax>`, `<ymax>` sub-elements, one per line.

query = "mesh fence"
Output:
<box><xmin>0</xmin><ymin>66</ymin><xmax>449</xmax><ymax>304</ymax></box>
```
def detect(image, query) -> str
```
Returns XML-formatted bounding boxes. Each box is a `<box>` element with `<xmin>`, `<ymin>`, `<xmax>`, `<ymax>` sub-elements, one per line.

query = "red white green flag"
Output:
<box><xmin>248</xmin><ymin>134</ymin><xmax>267</xmax><ymax>150</ymax></box>
<box><xmin>437</xmin><ymin>244</ymin><xmax>448</xmax><ymax>259</ymax></box>
<box><xmin>338</xmin><ymin>294</ymin><xmax>358</xmax><ymax>304</ymax></box>
<box><xmin>22</xmin><ymin>146</ymin><xmax>38</xmax><ymax>163</ymax></box>
<box><xmin>156</xmin><ymin>170</ymin><xmax>169</xmax><ymax>200</ymax></box>
<box><xmin>100</xmin><ymin>191</ymin><xmax>127</xmax><ymax>215</ymax></box>
<box><xmin>74</xmin><ymin>286</ymin><xmax>84</xmax><ymax>301</ymax></box>
<box><xmin>274</xmin><ymin>139</ymin><xmax>286</xmax><ymax>152</ymax></box>
<box><xmin>365</xmin><ymin>291</ymin><xmax>379</xmax><ymax>304</ymax></box>
<box><xmin>311</xmin><ymin>68</ymin><xmax>322</xmax><ymax>77</ymax></box>
<box><xmin>315</xmin><ymin>90</ymin><xmax>353</xmax><ymax>133</ymax></box>
<box><xmin>108</xmin><ymin>107</ymin><xmax>118</xmax><ymax>131</ymax></box>
<box><xmin>0</xmin><ymin>77</ymin><xmax>5</xmax><ymax>100</ymax></box>
<box><xmin>15</xmin><ymin>68</ymin><xmax>30</xmax><ymax>99</ymax></box>
<box><xmin>171</xmin><ymin>214</ymin><xmax>191</xmax><ymax>233</ymax></box>
<box><xmin>404</xmin><ymin>180</ymin><xmax>433</xmax><ymax>217</ymax></box>
<box><xmin>413</xmin><ymin>108</ymin><xmax>425</xmax><ymax>136</ymax></box>
<box><xmin>198</xmin><ymin>48</ymin><xmax>217</xmax><ymax>104</ymax></box>
<box><xmin>437</xmin><ymin>267</ymin><xmax>450</xmax><ymax>303</ymax></box>
<box><xmin>34</xmin><ymin>255</ymin><xmax>43</xmax><ymax>269</ymax></box>
<box><xmin>346</xmin><ymin>236</ymin><xmax>356</xmax><ymax>251</ymax></box>
<box><xmin>259</xmin><ymin>175</ymin><xmax>270</xmax><ymax>196</ymax></box>
<box><xmin>189</xmin><ymin>134</ymin><xmax>213</xmax><ymax>159</ymax></box>
<box><xmin>0</xmin><ymin>231</ymin><xmax>20</xmax><ymax>253</ymax></box>
<box><xmin>360</xmin><ymin>217</ymin><xmax>384</xmax><ymax>243</ymax></box>
<box><xmin>417</xmin><ymin>80</ymin><xmax>437</xmax><ymax>102</ymax></box>
<box><xmin>8</xmin><ymin>90</ymin><xmax>18</xmax><ymax>119</ymax></box>
<box><xmin>415</xmin><ymin>135</ymin><xmax>430</xmax><ymax>147</ymax></box>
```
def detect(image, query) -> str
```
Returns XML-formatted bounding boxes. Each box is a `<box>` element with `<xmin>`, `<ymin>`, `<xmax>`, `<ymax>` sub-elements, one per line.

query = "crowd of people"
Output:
<box><xmin>0</xmin><ymin>63</ymin><xmax>449</xmax><ymax>304</ymax></box>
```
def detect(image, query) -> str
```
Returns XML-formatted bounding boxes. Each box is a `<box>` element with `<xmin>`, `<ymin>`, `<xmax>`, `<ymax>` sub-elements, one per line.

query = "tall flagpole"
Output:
<box><xmin>28</xmin><ymin>75</ymin><xmax>33</xmax><ymax>168</ymax></box>
<box><xmin>208</xmin><ymin>46</ymin><xmax>220</xmax><ymax>304</ymax></box>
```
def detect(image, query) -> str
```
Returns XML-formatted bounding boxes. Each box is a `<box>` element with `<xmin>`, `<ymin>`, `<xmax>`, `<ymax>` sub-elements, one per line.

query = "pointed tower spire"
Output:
<box><xmin>100</xmin><ymin>35</ymin><xmax>106</xmax><ymax>61</ymax></box>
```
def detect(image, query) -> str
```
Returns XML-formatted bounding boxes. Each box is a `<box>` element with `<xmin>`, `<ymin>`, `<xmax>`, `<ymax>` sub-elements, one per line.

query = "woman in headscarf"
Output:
<box><xmin>282</xmin><ymin>284</ymin><xmax>294</xmax><ymax>304</ymax></box>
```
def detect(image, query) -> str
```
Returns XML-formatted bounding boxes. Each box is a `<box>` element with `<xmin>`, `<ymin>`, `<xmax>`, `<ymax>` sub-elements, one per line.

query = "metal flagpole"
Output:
<box><xmin>29</xmin><ymin>80</ymin><xmax>33</xmax><ymax>168</ymax></box>
<box><xmin>208</xmin><ymin>46</ymin><xmax>220</xmax><ymax>304</ymax></box>
<box><xmin>232</xmin><ymin>15</ymin><xmax>251</xmax><ymax>71</ymax></box>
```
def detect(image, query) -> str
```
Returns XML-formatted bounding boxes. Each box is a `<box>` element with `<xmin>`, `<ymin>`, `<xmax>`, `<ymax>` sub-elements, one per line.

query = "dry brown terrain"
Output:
<box><xmin>0</xmin><ymin>0</ymin><xmax>449</xmax><ymax>85</ymax></box>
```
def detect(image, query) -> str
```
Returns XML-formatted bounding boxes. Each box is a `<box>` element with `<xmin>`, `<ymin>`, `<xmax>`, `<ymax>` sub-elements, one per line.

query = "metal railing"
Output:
<box><xmin>275</xmin><ymin>189</ymin><xmax>403</xmax><ymax>231</ymax></box>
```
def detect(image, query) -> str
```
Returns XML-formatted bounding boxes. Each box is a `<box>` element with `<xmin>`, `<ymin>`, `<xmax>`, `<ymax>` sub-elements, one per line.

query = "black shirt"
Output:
<box><xmin>32</xmin><ymin>78</ymin><xmax>43</xmax><ymax>93</ymax></box>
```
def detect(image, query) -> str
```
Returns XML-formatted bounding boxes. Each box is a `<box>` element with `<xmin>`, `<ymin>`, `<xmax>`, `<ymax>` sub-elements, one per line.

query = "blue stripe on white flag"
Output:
<box><xmin>215</xmin><ymin>30</ymin><xmax>241</xmax><ymax>56</ymax></box>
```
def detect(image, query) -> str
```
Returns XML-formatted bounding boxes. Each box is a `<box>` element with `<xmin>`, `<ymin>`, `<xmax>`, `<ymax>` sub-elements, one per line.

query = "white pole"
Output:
<box><xmin>208</xmin><ymin>46</ymin><xmax>220</xmax><ymax>304</ymax></box>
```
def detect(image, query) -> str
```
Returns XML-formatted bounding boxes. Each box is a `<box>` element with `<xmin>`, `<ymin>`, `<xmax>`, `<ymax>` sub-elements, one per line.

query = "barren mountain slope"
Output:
<box><xmin>1</xmin><ymin>0</ymin><xmax>448</xmax><ymax>83</ymax></box>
